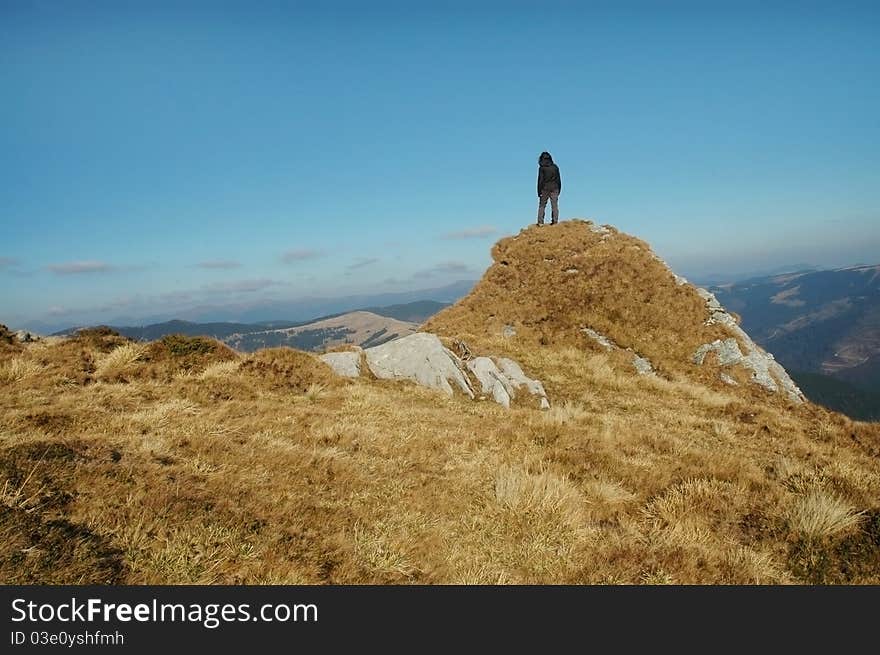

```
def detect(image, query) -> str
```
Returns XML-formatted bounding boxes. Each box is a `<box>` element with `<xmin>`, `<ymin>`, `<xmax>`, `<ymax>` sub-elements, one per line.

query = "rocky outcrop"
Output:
<box><xmin>632</xmin><ymin>355</ymin><xmax>654</xmax><ymax>376</ymax></box>
<box><xmin>363</xmin><ymin>332</ymin><xmax>474</xmax><ymax>398</ymax></box>
<box><xmin>693</xmin><ymin>289</ymin><xmax>805</xmax><ymax>403</ymax></box>
<box><xmin>494</xmin><ymin>358</ymin><xmax>551</xmax><ymax>409</ymax></box>
<box><xmin>319</xmin><ymin>350</ymin><xmax>362</xmax><ymax>378</ymax></box>
<box><xmin>321</xmin><ymin>332</ymin><xmax>551</xmax><ymax>410</ymax></box>
<box><xmin>467</xmin><ymin>357</ymin><xmax>517</xmax><ymax>408</ymax></box>
<box><xmin>581</xmin><ymin>328</ymin><xmax>615</xmax><ymax>351</ymax></box>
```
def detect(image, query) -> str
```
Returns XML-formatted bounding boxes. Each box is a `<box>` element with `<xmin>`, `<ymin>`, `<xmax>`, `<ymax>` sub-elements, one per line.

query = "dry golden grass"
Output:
<box><xmin>0</xmin><ymin>356</ymin><xmax>42</xmax><ymax>383</ymax></box>
<box><xmin>787</xmin><ymin>490</ymin><xmax>864</xmax><ymax>539</ymax></box>
<box><xmin>1</xmin><ymin>227</ymin><xmax>878</xmax><ymax>585</ymax></box>
<box><xmin>0</xmin><ymin>328</ymin><xmax>880</xmax><ymax>584</ymax></box>
<box><xmin>94</xmin><ymin>343</ymin><xmax>146</xmax><ymax>380</ymax></box>
<box><xmin>1</xmin><ymin>329</ymin><xmax>876</xmax><ymax>585</ymax></box>
<box><xmin>542</xmin><ymin>400</ymin><xmax>589</xmax><ymax>425</ymax></box>
<box><xmin>198</xmin><ymin>360</ymin><xmax>241</xmax><ymax>379</ymax></box>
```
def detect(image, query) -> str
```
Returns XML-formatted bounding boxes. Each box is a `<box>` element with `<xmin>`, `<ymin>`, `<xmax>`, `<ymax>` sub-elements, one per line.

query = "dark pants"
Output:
<box><xmin>538</xmin><ymin>188</ymin><xmax>559</xmax><ymax>224</ymax></box>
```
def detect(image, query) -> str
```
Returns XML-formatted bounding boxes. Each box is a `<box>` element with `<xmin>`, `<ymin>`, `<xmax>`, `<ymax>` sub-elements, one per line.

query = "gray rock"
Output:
<box><xmin>467</xmin><ymin>357</ymin><xmax>516</xmax><ymax>409</ymax></box>
<box><xmin>720</xmin><ymin>373</ymin><xmax>738</xmax><ymax>386</ymax></box>
<box><xmin>319</xmin><ymin>332</ymin><xmax>552</xmax><ymax>410</ymax></box>
<box><xmin>581</xmin><ymin>327</ymin><xmax>616</xmax><ymax>350</ymax></box>
<box><xmin>495</xmin><ymin>357</ymin><xmax>550</xmax><ymax>409</ymax></box>
<box><xmin>696</xmin><ymin>288</ymin><xmax>724</xmax><ymax>312</ymax></box>
<box><xmin>14</xmin><ymin>330</ymin><xmax>40</xmax><ymax>343</ymax></box>
<box><xmin>564</xmin><ymin>268</ymin><xmax>579</xmax><ymax>274</ymax></box>
<box><xmin>632</xmin><ymin>355</ymin><xmax>654</xmax><ymax>375</ymax></box>
<box><xmin>588</xmin><ymin>222</ymin><xmax>611</xmax><ymax>235</ymax></box>
<box><xmin>364</xmin><ymin>332</ymin><xmax>474</xmax><ymax>398</ymax></box>
<box><xmin>693</xmin><ymin>338</ymin><xmax>743</xmax><ymax>366</ymax></box>
<box><xmin>502</xmin><ymin>324</ymin><xmax>517</xmax><ymax>338</ymax></box>
<box><xmin>319</xmin><ymin>351</ymin><xmax>361</xmax><ymax>378</ymax></box>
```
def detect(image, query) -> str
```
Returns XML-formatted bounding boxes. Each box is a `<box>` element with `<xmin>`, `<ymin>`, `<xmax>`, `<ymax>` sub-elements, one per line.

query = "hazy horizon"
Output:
<box><xmin>3</xmin><ymin>2</ymin><xmax>879</xmax><ymax>331</ymax></box>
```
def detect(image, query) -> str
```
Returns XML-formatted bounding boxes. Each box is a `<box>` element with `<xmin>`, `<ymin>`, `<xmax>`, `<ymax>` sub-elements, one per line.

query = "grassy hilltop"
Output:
<box><xmin>2</xmin><ymin>221</ymin><xmax>879</xmax><ymax>584</ymax></box>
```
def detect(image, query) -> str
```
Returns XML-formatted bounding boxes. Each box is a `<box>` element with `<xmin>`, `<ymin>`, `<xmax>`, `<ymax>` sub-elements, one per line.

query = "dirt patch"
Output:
<box><xmin>0</xmin><ymin>440</ymin><xmax>129</xmax><ymax>583</ymax></box>
<box><xmin>788</xmin><ymin>509</ymin><xmax>880</xmax><ymax>583</ymax></box>
<box><xmin>0</xmin><ymin>507</ymin><xmax>126</xmax><ymax>584</ymax></box>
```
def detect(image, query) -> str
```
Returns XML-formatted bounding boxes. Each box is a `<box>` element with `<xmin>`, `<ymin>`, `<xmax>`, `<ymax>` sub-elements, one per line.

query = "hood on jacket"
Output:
<box><xmin>539</xmin><ymin>152</ymin><xmax>554</xmax><ymax>165</ymax></box>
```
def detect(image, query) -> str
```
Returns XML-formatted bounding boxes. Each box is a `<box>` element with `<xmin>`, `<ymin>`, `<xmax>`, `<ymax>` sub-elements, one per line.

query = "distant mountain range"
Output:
<box><xmin>53</xmin><ymin>300</ymin><xmax>446</xmax><ymax>353</ymax></box>
<box><xmin>711</xmin><ymin>264</ymin><xmax>880</xmax><ymax>420</ymax></box>
<box><xmin>21</xmin><ymin>280</ymin><xmax>476</xmax><ymax>335</ymax></box>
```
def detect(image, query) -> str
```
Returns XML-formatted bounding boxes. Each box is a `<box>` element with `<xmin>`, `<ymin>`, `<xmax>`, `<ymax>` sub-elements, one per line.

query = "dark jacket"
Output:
<box><xmin>537</xmin><ymin>152</ymin><xmax>561</xmax><ymax>196</ymax></box>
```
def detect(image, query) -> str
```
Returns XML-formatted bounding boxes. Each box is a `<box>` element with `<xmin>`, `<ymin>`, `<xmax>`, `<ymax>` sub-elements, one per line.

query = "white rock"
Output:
<box><xmin>320</xmin><ymin>332</ymin><xmax>552</xmax><ymax>410</ymax></box>
<box><xmin>14</xmin><ymin>330</ymin><xmax>40</xmax><ymax>343</ymax></box>
<box><xmin>581</xmin><ymin>327</ymin><xmax>616</xmax><ymax>350</ymax></box>
<box><xmin>319</xmin><ymin>351</ymin><xmax>361</xmax><ymax>378</ymax></box>
<box><xmin>495</xmin><ymin>357</ymin><xmax>550</xmax><ymax>408</ymax></box>
<box><xmin>696</xmin><ymin>288</ymin><xmax>724</xmax><ymax>312</ymax></box>
<box><xmin>693</xmin><ymin>338</ymin><xmax>743</xmax><ymax>366</ymax></box>
<box><xmin>467</xmin><ymin>357</ymin><xmax>516</xmax><ymax>409</ymax></box>
<box><xmin>364</xmin><ymin>332</ymin><xmax>474</xmax><ymax>398</ymax></box>
<box><xmin>632</xmin><ymin>355</ymin><xmax>654</xmax><ymax>375</ymax></box>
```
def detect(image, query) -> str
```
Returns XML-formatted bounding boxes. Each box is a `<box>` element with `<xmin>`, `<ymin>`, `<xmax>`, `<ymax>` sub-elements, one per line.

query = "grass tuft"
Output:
<box><xmin>787</xmin><ymin>490</ymin><xmax>864</xmax><ymax>539</ymax></box>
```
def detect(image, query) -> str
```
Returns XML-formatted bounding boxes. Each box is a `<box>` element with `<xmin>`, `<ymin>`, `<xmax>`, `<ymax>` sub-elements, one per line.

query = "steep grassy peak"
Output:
<box><xmin>423</xmin><ymin>219</ymin><xmax>786</xmax><ymax>401</ymax></box>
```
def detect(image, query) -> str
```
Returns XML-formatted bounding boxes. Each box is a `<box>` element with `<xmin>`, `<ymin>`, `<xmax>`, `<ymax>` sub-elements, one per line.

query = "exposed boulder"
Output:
<box><xmin>364</xmin><ymin>332</ymin><xmax>474</xmax><ymax>398</ymax></box>
<box><xmin>494</xmin><ymin>358</ymin><xmax>551</xmax><ymax>409</ymax></box>
<box><xmin>320</xmin><ymin>332</ymin><xmax>551</xmax><ymax>410</ymax></box>
<box><xmin>14</xmin><ymin>329</ymin><xmax>40</xmax><ymax>343</ymax></box>
<box><xmin>467</xmin><ymin>357</ymin><xmax>516</xmax><ymax>408</ymax></box>
<box><xmin>319</xmin><ymin>351</ymin><xmax>361</xmax><ymax>378</ymax></box>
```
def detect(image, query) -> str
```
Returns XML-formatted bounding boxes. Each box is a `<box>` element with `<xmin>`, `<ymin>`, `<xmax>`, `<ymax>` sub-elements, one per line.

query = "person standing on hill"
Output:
<box><xmin>536</xmin><ymin>151</ymin><xmax>562</xmax><ymax>226</ymax></box>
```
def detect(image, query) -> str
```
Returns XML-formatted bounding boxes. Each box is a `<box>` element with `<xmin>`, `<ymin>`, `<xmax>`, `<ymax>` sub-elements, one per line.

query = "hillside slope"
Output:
<box><xmin>1</xmin><ymin>223</ymin><xmax>879</xmax><ymax>585</ymax></box>
<box><xmin>225</xmin><ymin>311</ymin><xmax>418</xmax><ymax>352</ymax></box>
<box><xmin>424</xmin><ymin>220</ymin><xmax>802</xmax><ymax>405</ymax></box>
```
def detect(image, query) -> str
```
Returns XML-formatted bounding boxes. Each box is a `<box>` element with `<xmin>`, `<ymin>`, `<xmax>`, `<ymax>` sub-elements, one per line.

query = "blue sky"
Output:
<box><xmin>2</xmin><ymin>1</ymin><xmax>879</xmax><ymax>330</ymax></box>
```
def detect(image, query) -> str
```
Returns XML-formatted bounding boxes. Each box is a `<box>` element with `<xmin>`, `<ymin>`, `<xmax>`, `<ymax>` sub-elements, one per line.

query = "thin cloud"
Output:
<box><xmin>197</xmin><ymin>259</ymin><xmax>241</xmax><ymax>270</ymax></box>
<box><xmin>412</xmin><ymin>261</ymin><xmax>471</xmax><ymax>279</ymax></box>
<box><xmin>48</xmin><ymin>261</ymin><xmax>114</xmax><ymax>275</ymax></box>
<box><xmin>281</xmin><ymin>249</ymin><xmax>323</xmax><ymax>264</ymax></box>
<box><xmin>159</xmin><ymin>291</ymin><xmax>193</xmax><ymax>304</ymax></box>
<box><xmin>440</xmin><ymin>226</ymin><xmax>498</xmax><ymax>240</ymax></box>
<box><xmin>346</xmin><ymin>257</ymin><xmax>380</xmax><ymax>271</ymax></box>
<box><xmin>202</xmin><ymin>278</ymin><xmax>282</xmax><ymax>293</ymax></box>
<box><xmin>0</xmin><ymin>256</ymin><xmax>17</xmax><ymax>269</ymax></box>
